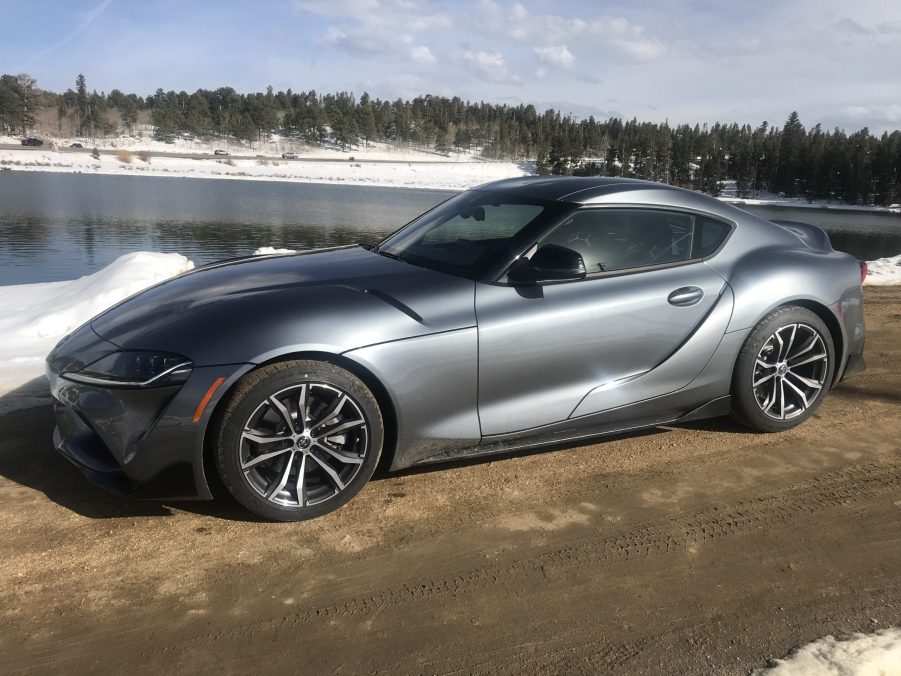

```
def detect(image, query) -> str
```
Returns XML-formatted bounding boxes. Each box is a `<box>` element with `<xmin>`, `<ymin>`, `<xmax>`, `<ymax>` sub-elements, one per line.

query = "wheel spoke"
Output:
<box><xmin>783</xmin><ymin>377</ymin><xmax>810</xmax><ymax>410</ymax></box>
<box><xmin>242</xmin><ymin>431</ymin><xmax>293</xmax><ymax>445</ymax></box>
<box><xmin>786</xmin><ymin>371</ymin><xmax>823</xmax><ymax>390</ymax></box>
<box><xmin>753</xmin><ymin>372</ymin><xmax>775</xmax><ymax>388</ymax></box>
<box><xmin>787</xmin><ymin>333</ymin><xmax>818</xmax><ymax>361</ymax></box>
<box><xmin>316</xmin><ymin>418</ymin><xmax>365</xmax><ymax>440</ymax></box>
<box><xmin>764</xmin><ymin>376</ymin><xmax>779</xmax><ymax>413</ymax></box>
<box><xmin>297</xmin><ymin>384</ymin><xmax>309</xmax><ymax>432</ymax></box>
<box><xmin>309</xmin><ymin>451</ymin><xmax>346</xmax><ymax>490</ymax></box>
<box><xmin>314</xmin><ymin>441</ymin><xmax>363</xmax><ymax>465</ymax></box>
<box><xmin>756</xmin><ymin>358</ymin><xmax>777</xmax><ymax>370</ymax></box>
<box><xmin>789</xmin><ymin>352</ymin><xmax>827</xmax><ymax>368</ymax></box>
<box><xmin>242</xmin><ymin>446</ymin><xmax>291</xmax><ymax>471</ymax></box>
<box><xmin>783</xmin><ymin>324</ymin><xmax>798</xmax><ymax>360</ymax></box>
<box><xmin>266</xmin><ymin>452</ymin><xmax>295</xmax><ymax>498</ymax></box>
<box><xmin>269</xmin><ymin>396</ymin><xmax>296</xmax><ymax>433</ymax></box>
<box><xmin>774</xmin><ymin>329</ymin><xmax>786</xmax><ymax>362</ymax></box>
<box><xmin>778</xmin><ymin>379</ymin><xmax>786</xmax><ymax>419</ymax></box>
<box><xmin>311</xmin><ymin>393</ymin><xmax>347</xmax><ymax>431</ymax></box>
<box><xmin>295</xmin><ymin>452</ymin><xmax>307</xmax><ymax>507</ymax></box>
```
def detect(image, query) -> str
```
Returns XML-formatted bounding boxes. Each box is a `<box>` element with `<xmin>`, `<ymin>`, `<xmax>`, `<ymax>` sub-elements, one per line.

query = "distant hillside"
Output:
<box><xmin>1</xmin><ymin>73</ymin><xmax>899</xmax><ymax>206</ymax></box>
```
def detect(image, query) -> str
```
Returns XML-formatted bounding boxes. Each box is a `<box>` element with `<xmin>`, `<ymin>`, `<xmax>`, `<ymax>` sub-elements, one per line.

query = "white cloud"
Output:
<box><xmin>587</xmin><ymin>17</ymin><xmax>667</xmax><ymax>62</ymax></box>
<box><xmin>461</xmin><ymin>50</ymin><xmax>517</xmax><ymax>83</ymax></box>
<box><xmin>842</xmin><ymin>104</ymin><xmax>901</xmax><ymax>124</ymax></box>
<box><xmin>533</xmin><ymin>44</ymin><xmax>575</xmax><ymax>69</ymax></box>
<box><xmin>410</xmin><ymin>45</ymin><xmax>436</xmax><ymax>64</ymax></box>
<box><xmin>303</xmin><ymin>0</ymin><xmax>451</xmax><ymax>63</ymax></box>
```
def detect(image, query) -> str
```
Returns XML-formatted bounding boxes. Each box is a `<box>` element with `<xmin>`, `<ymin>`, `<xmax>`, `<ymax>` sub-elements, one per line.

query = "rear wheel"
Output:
<box><xmin>731</xmin><ymin>306</ymin><xmax>834</xmax><ymax>432</ymax></box>
<box><xmin>212</xmin><ymin>360</ymin><xmax>383</xmax><ymax>521</ymax></box>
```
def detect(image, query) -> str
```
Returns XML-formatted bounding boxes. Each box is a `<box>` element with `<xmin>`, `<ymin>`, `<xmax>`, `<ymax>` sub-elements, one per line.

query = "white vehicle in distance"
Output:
<box><xmin>282</xmin><ymin>152</ymin><xmax>298</xmax><ymax>159</ymax></box>
<box><xmin>213</xmin><ymin>149</ymin><xmax>230</xmax><ymax>156</ymax></box>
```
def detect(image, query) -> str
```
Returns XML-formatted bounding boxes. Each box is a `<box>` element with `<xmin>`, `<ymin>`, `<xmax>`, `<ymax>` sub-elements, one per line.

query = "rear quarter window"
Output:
<box><xmin>693</xmin><ymin>217</ymin><xmax>732</xmax><ymax>258</ymax></box>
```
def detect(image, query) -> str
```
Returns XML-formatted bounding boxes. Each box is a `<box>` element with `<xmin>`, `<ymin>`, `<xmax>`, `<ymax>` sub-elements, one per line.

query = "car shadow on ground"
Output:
<box><xmin>0</xmin><ymin>377</ymin><xmax>262</xmax><ymax>521</ymax></box>
<box><xmin>2</xmin><ymin>375</ymin><xmax>891</xmax><ymax>522</ymax></box>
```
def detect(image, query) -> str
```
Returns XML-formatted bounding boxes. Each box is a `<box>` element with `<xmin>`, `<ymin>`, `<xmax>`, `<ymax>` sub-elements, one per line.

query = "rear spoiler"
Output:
<box><xmin>770</xmin><ymin>220</ymin><xmax>833</xmax><ymax>252</ymax></box>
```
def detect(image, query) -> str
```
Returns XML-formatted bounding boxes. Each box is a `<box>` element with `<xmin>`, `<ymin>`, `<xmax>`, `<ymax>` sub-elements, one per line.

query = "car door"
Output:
<box><xmin>475</xmin><ymin>206</ymin><xmax>732</xmax><ymax>436</ymax></box>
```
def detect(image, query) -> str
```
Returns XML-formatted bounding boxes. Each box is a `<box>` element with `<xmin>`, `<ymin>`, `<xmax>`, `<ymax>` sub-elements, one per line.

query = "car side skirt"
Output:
<box><xmin>411</xmin><ymin>394</ymin><xmax>732</xmax><ymax>467</ymax></box>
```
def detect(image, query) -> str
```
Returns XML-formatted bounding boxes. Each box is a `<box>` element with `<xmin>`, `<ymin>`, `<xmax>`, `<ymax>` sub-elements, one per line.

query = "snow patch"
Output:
<box><xmin>253</xmin><ymin>246</ymin><xmax>298</xmax><ymax>255</ymax></box>
<box><xmin>0</xmin><ymin>252</ymin><xmax>194</xmax><ymax>411</ymax></box>
<box><xmin>0</xmin><ymin>147</ymin><xmax>529</xmax><ymax>190</ymax></box>
<box><xmin>755</xmin><ymin>628</ymin><xmax>901</xmax><ymax>675</ymax></box>
<box><xmin>864</xmin><ymin>253</ymin><xmax>901</xmax><ymax>286</ymax></box>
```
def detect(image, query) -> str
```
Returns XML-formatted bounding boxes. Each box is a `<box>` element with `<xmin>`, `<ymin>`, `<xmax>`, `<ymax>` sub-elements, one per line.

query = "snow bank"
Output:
<box><xmin>253</xmin><ymin>246</ymin><xmax>298</xmax><ymax>255</ymax></box>
<box><xmin>0</xmin><ymin>148</ymin><xmax>529</xmax><ymax>191</ymax></box>
<box><xmin>864</xmin><ymin>253</ymin><xmax>901</xmax><ymax>286</ymax></box>
<box><xmin>755</xmin><ymin>628</ymin><xmax>901</xmax><ymax>675</ymax></box>
<box><xmin>0</xmin><ymin>252</ymin><xmax>194</xmax><ymax>412</ymax></box>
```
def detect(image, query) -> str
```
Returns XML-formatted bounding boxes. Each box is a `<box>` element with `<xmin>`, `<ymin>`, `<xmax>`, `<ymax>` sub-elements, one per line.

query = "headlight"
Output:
<box><xmin>63</xmin><ymin>350</ymin><xmax>193</xmax><ymax>388</ymax></box>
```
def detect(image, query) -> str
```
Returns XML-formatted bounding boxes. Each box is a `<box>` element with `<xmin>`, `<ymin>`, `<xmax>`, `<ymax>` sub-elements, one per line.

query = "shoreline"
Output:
<box><xmin>2</xmin><ymin>151</ymin><xmax>900</xmax><ymax>213</ymax></box>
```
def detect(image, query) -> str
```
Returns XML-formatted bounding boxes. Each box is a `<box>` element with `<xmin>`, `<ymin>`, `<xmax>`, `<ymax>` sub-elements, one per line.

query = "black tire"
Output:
<box><xmin>212</xmin><ymin>360</ymin><xmax>383</xmax><ymax>521</ymax></box>
<box><xmin>731</xmin><ymin>306</ymin><xmax>835</xmax><ymax>432</ymax></box>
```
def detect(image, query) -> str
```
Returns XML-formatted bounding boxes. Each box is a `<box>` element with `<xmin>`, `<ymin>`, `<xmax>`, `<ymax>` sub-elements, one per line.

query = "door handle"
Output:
<box><xmin>667</xmin><ymin>286</ymin><xmax>704</xmax><ymax>307</ymax></box>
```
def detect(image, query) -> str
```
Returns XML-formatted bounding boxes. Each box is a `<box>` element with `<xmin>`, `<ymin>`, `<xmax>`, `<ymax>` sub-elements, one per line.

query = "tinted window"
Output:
<box><xmin>378</xmin><ymin>190</ymin><xmax>566</xmax><ymax>280</ymax></box>
<box><xmin>693</xmin><ymin>216</ymin><xmax>732</xmax><ymax>257</ymax></box>
<box><xmin>536</xmin><ymin>208</ymin><xmax>695</xmax><ymax>273</ymax></box>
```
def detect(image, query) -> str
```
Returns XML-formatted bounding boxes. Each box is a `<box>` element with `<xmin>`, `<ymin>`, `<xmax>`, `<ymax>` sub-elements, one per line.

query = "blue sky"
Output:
<box><xmin>1</xmin><ymin>0</ymin><xmax>900</xmax><ymax>132</ymax></box>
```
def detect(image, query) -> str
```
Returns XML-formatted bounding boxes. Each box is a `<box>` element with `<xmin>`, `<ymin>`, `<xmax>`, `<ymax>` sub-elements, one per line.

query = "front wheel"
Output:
<box><xmin>731</xmin><ymin>306</ymin><xmax>835</xmax><ymax>432</ymax></box>
<box><xmin>212</xmin><ymin>360</ymin><xmax>383</xmax><ymax>521</ymax></box>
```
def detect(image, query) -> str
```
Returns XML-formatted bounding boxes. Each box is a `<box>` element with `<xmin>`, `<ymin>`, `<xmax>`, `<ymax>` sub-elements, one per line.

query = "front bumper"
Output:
<box><xmin>49</xmin><ymin>363</ymin><xmax>247</xmax><ymax>500</ymax></box>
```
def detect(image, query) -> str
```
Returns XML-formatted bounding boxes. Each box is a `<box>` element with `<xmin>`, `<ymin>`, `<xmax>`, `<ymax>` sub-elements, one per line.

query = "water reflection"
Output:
<box><xmin>0</xmin><ymin>172</ymin><xmax>898</xmax><ymax>285</ymax></box>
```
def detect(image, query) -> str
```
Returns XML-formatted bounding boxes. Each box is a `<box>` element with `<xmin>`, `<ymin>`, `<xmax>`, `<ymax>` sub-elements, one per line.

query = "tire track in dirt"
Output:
<box><xmin>15</xmin><ymin>460</ymin><xmax>892</xmax><ymax>672</ymax></box>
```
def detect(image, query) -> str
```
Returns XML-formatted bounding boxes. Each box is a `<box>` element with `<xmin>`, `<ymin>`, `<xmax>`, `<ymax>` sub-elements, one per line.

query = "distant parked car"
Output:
<box><xmin>214</xmin><ymin>149</ymin><xmax>230</xmax><ymax>156</ymax></box>
<box><xmin>69</xmin><ymin>143</ymin><xmax>83</xmax><ymax>149</ymax></box>
<box><xmin>21</xmin><ymin>137</ymin><xmax>43</xmax><ymax>146</ymax></box>
<box><xmin>282</xmin><ymin>152</ymin><xmax>298</xmax><ymax>159</ymax></box>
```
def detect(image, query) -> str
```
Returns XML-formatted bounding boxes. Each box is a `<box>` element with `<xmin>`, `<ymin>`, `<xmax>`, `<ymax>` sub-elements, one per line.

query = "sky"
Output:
<box><xmin>1</xmin><ymin>0</ymin><xmax>900</xmax><ymax>132</ymax></box>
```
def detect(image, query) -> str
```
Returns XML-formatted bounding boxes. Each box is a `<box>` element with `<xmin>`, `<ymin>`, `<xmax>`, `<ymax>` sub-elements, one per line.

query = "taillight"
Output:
<box><xmin>859</xmin><ymin>260</ymin><xmax>868</xmax><ymax>285</ymax></box>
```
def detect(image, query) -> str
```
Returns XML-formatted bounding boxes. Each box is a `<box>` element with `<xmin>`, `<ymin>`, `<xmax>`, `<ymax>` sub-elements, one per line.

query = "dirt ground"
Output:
<box><xmin>0</xmin><ymin>288</ymin><xmax>899</xmax><ymax>675</ymax></box>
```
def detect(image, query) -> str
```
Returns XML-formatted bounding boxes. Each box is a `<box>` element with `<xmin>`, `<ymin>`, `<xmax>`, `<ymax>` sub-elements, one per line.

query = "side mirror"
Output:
<box><xmin>507</xmin><ymin>244</ymin><xmax>587</xmax><ymax>285</ymax></box>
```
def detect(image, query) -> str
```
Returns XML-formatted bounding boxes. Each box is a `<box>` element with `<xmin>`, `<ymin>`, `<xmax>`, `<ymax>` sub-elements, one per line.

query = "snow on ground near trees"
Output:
<box><xmin>252</xmin><ymin>246</ymin><xmax>298</xmax><ymax>255</ymax></box>
<box><xmin>0</xmin><ymin>147</ymin><xmax>529</xmax><ymax>191</ymax></box>
<box><xmin>0</xmin><ymin>247</ymin><xmax>898</xmax><ymax>411</ymax></box>
<box><xmin>0</xmin><ymin>252</ymin><xmax>194</xmax><ymax>412</ymax></box>
<box><xmin>754</xmin><ymin>628</ymin><xmax>901</xmax><ymax>675</ymax></box>
<box><xmin>4</xmin><ymin>133</ymin><xmax>487</xmax><ymax>163</ymax></box>
<box><xmin>864</xmin><ymin>253</ymin><xmax>901</xmax><ymax>286</ymax></box>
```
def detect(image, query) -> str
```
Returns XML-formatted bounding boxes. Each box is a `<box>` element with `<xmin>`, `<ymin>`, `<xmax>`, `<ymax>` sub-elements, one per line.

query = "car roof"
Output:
<box><xmin>473</xmin><ymin>176</ymin><xmax>679</xmax><ymax>203</ymax></box>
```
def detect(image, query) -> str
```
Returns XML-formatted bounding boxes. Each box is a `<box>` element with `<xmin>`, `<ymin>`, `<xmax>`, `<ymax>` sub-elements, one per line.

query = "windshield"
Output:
<box><xmin>377</xmin><ymin>190</ymin><xmax>568</xmax><ymax>280</ymax></box>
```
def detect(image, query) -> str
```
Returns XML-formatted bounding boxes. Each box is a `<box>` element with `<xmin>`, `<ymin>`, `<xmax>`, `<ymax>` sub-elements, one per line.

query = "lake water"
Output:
<box><xmin>0</xmin><ymin>172</ymin><xmax>898</xmax><ymax>285</ymax></box>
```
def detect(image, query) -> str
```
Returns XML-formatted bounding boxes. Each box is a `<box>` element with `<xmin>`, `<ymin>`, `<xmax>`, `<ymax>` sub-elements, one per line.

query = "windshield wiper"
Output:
<box><xmin>377</xmin><ymin>249</ymin><xmax>404</xmax><ymax>262</ymax></box>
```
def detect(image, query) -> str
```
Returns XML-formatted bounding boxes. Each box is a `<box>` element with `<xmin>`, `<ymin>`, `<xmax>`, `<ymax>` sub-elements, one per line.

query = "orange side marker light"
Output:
<box><xmin>193</xmin><ymin>377</ymin><xmax>226</xmax><ymax>424</ymax></box>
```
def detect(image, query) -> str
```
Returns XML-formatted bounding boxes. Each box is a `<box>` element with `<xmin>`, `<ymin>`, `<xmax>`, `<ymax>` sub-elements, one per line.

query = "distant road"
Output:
<box><xmin>0</xmin><ymin>144</ymin><xmax>462</xmax><ymax>164</ymax></box>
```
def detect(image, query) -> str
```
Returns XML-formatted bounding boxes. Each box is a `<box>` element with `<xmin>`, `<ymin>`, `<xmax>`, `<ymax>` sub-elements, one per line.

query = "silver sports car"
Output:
<box><xmin>47</xmin><ymin>177</ymin><xmax>867</xmax><ymax>521</ymax></box>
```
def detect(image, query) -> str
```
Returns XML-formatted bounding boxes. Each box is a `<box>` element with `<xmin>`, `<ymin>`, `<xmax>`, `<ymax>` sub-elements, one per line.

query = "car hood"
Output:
<box><xmin>89</xmin><ymin>246</ymin><xmax>476</xmax><ymax>366</ymax></box>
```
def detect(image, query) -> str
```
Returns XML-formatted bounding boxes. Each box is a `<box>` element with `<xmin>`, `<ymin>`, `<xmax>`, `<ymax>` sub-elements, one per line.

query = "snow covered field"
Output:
<box><xmin>865</xmin><ymin>254</ymin><xmax>901</xmax><ymax>286</ymax></box>
<box><xmin>718</xmin><ymin>180</ymin><xmax>901</xmax><ymax>214</ymax></box>
<box><xmin>2</xmin><ymin>142</ymin><xmax>900</xmax><ymax>211</ymax></box>
<box><xmin>0</xmin><ymin>252</ymin><xmax>193</xmax><ymax>412</ymax></box>
<box><xmin>0</xmin><ymin>146</ymin><xmax>529</xmax><ymax>191</ymax></box>
<box><xmin>0</xmin><ymin>133</ymin><xmax>485</xmax><ymax>163</ymax></box>
<box><xmin>755</xmin><ymin>628</ymin><xmax>901</xmax><ymax>675</ymax></box>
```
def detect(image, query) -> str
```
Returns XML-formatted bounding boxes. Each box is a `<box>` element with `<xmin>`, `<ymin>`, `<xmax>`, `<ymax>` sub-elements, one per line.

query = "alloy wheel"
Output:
<box><xmin>238</xmin><ymin>383</ymin><xmax>369</xmax><ymax>507</ymax></box>
<box><xmin>752</xmin><ymin>323</ymin><xmax>829</xmax><ymax>420</ymax></box>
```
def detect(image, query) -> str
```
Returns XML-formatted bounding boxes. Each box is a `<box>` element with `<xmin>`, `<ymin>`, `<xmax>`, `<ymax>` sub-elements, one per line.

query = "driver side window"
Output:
<box><xmin>536</xmin><ymin>208</ymin><xmax>698</xmax><ymax>273</ymax></box>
